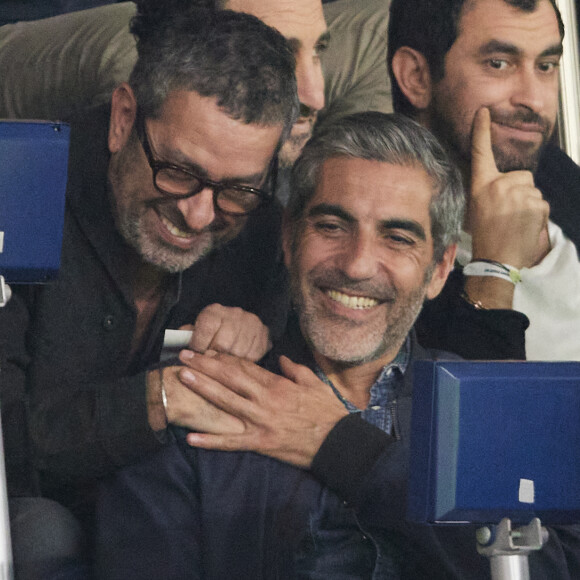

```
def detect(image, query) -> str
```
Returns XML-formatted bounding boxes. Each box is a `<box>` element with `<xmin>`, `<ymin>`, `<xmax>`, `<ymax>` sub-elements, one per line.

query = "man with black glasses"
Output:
<box><xmin>1</xmin><ymin>1</ymin><xmax>298</xmax><ymax>561</ymax></box>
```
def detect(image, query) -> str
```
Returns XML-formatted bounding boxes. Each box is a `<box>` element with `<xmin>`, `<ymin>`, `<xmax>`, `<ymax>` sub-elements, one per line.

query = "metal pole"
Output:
<box><xmin>489</xmin><ymin>554</ymin><xmax>530</xmax><ymax>580</ymax></box>
<box><xmin>0</xmin><ymin>276</ymin><xmax>13</xmax><ymax>578</ymax></box>
<box><xmin>0</xmin><ymin>414</ymin><xmax>13</xmax><ymax>579</ymax></box>
<box><xmin>477</xmin><ymin>518</ymin><xmax>548</xmax><ymax>580</ymax></box>
<box><xmin>0</xmin><ymin>277</ymin><xmax>11</xmax><ymax>308</ymax></box>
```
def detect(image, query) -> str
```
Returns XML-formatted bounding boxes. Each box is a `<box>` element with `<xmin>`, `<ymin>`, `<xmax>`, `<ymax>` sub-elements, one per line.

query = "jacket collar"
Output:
<box><xmin>268</xmin><ymin>309</ymin><xmax>435</xmax><ymax>399</ymax></box>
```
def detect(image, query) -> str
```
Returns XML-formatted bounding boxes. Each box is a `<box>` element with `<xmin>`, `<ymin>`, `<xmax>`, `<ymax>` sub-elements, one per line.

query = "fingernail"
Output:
<box><xmin>181</xmin><ymin>369</ymin><xmax>196</xmax><ymax>383</ymax></box>
<box><xmin>180</xmin><ymin>349</ymin><xmax>194</xmax><ymax>360</ymax></box>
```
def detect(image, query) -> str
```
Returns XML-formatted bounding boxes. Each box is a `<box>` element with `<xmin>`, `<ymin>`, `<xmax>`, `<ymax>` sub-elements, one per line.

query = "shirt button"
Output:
<box><xmin>102</xmin><ymin>315</ymin><xmax>116</xmax><ymax>330</ymax></box>
<box><xmin>371</xmin><ymin>405</ymin><xmax>381</xmax><ymax>410</ymax></box>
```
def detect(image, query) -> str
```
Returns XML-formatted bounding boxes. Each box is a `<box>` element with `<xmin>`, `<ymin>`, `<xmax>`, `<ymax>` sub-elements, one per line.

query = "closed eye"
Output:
<box><xmin>385</xmin><ymin>233</ymin><xmax>415</xmax><ymax>246</ymax></box>
<box><xmin>313</xmin><ymin>220</ymin><xmax>344</xmax><ymax>234</ymax></box>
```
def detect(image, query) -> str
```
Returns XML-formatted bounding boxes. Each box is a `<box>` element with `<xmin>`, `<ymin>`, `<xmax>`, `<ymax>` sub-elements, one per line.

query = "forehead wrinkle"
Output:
<box><xmin>458</xmin><ymin>0</ymin><xmax>562</xmax><ymax>42</ymax></box>
<box><xmin>228</xmin><ymin>0</ymin><xmax>327</xmax><ymax>34</ymax></box>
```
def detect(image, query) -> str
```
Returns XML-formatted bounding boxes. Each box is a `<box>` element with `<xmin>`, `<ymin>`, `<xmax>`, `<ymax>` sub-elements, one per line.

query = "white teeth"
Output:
<box><xmin>326</xmin><ymin>290</ymin><xmax>379</xmax><ymax>310</ymax></box>
<box><xmin>160</xmin><ymin>214</ymin><xmax>191</xmax><ymax>239</ymax></box>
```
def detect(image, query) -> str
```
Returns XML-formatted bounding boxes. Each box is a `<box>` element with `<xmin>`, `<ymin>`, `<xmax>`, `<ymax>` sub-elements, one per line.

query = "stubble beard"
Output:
<box><xmin>278</xmin><ymin>112</ymin><xmax>317</xmax><ymax>169</ymax></box>
<box><xmin>108</xmin><ymin>154</ymin><xmax>216</xmax><ymax>273</ymax></box>
<box><xmin>115</xmin><ymin>203</ymin><xmax>214</xmax><ymax>274</ymax></box>
<box><xmin>429</xmin><ymin>98</ymin><xmax>552</xmax><ymax>174</ymax></box>
<box><xmin>290</xmin><ymin>263</ymin><xmax>433</xmax><ymax>367</ymax></box>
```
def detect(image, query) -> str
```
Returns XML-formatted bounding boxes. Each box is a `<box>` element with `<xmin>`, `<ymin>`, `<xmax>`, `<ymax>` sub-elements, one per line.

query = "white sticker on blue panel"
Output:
<box><xmin>519</xmin><ymin>479</ymin><xmax>535</xmax><ymax>504</ymax></box>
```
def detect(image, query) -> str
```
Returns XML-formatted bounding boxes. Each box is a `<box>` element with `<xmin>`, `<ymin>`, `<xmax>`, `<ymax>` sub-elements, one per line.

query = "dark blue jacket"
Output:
<box><xmin>95</xmin><ymin>317</ymin><xmax>580</xmax><ymax>579</ymax></box>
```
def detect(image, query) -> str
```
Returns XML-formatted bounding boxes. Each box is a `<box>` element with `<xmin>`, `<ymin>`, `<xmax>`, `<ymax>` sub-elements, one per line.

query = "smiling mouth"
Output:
<box><xmin>493</xmin><ymin>121</ymin><xmax>545</xmax><ymax>137</ymax></box>
<box><xmin>159</xmin><ymin>213</ymin><xmax>193</xmax><ymax>239</ymax></box>
<box><xmin>326</xmin><ymin>289</ymin><xmax>380</xmax><ymax>310</ymax></box>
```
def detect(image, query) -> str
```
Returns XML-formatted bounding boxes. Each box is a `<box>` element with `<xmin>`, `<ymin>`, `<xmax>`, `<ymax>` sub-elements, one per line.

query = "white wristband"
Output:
<box><xmin>463</xmin><ymin>260</ymin><xmax>521</xmax><ymax>284</ymax></box>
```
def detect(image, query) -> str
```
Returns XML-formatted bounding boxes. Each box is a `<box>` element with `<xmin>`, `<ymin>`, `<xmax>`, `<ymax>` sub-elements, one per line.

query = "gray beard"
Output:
<box><xmin>290</xmin><ymin>263</ymin><xmax>434</xmax><ymax>366</ymax></box>
<box><xmin>116</xmin><ymin>206</ymin><xmax>213</xmax><ymax>273</ymax></box>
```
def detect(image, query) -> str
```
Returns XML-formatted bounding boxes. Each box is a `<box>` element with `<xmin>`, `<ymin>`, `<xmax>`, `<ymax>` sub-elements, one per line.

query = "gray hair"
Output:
<box><xmin>129</xmin><ymin>4</ymin><xmax>299</xmax><ymax>142</ymax></box>
<box><xmin>289</xmin><ymin>112</ymin><xmax>465</xmax><ymax>262</ymax></box>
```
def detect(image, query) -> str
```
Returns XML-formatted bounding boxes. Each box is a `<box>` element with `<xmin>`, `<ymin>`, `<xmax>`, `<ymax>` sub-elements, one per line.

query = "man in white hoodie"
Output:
<box><xmin>388</xmin><ymin>0</ymin><xmax>580</xmax><ymax>360</ymax></box>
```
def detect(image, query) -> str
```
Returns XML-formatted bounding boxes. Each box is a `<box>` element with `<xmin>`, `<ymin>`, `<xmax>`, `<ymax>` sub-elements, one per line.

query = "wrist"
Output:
<box><xmin>463</xmin><ymin>275</ymin><xmax>515</xmax><ymax>310</ymax></box>
<box><xmin>147</xmin><ymin>368</ymin><xmax>168</xmax><ymax>432</ymax></box>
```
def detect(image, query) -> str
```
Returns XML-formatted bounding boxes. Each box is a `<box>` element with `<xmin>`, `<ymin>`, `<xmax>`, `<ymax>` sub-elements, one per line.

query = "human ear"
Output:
<box><xmin>108</xmin><ymin>83</ymin><xmax>138</xmax><ymax>153</ymax></box>
<box><xmin>391</xmin><ymin>47</ymin><xmax>433</xmax><ymax>111</ymax></box>
<box><xmin>425</xmin><ymin>244</ymin><xmax>457</xmax><ymax>300</ymax></box>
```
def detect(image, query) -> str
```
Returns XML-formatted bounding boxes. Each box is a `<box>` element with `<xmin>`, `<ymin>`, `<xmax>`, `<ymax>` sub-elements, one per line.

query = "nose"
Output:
<box><xmin>339</xmin><ymin>232</ymin><xmax>379</xmax><ymax>281</ymax></box>
<box><xmin>295</xmin><ymin>52</ymin><xmax>325</xmax><ymax>114</ymax></box>
<box><xmin>176</xmin><ymin>188</ymin><xmax>216</xmax><ymax>231</ymax></box>
<box><xmin>510</xmin><ymin>67</ymin><xmax>546</xmax><ymax>113</ymax></box>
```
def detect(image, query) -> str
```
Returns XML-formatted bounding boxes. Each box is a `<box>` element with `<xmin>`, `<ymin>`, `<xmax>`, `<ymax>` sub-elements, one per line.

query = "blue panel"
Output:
<box><xmin>408</xmin><ymin>361</ymin><xmax>580</xmax><ymax>525</ymax></box>
<box><xmin>0</xmin><ymin>121</ymin><xmax>69</xmax><ymax>283</ymax></box>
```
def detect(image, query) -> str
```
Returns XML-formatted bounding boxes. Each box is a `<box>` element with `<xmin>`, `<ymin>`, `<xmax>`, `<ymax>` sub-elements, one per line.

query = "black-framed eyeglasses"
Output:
<box><xmin>135</xmin><ymin>109</ymin><xmax>277</xmax><ymax>216</ymax></box>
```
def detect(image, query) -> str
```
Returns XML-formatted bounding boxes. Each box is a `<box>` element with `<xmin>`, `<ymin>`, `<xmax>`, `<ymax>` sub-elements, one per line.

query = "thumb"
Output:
<box><xmin>279</xmin><ymin>355</ymin><xmax>321</xmax><ymax>386</ymax></box>
<box><xmin>471</xmin><ymin>107</ymin><xmax>499</xmax><ymax>191</ymax></box>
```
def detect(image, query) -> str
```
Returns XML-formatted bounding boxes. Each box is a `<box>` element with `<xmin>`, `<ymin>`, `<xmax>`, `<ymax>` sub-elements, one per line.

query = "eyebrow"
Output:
<box><xmin>317</xmin><ymin>30</ymin><xmax>331</xmax><ymax>48</ymax></box>
<box><xmin>287</xmin><ymin>29</ymin><xmax>331</xmax><ymax>53</ymax></box>
<box><xmin>478</xmin><ymin>40</ymin><xmax>563</xmax><ymax>59</ymax></box>
<box><xmin>307</xmin><ymin>203</ymin><xmax>427</xmax><ymax>240</ymax></box>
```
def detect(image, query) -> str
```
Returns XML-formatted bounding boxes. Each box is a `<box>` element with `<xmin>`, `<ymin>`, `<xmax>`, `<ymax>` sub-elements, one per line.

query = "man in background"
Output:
<box><xmin>0</xmin><ymin>0</ymin><xmax>328</xmax><ymax>172</ymax></box>
<box><xmin>387</xmin><ymin>0</ymin><xmax>580</xmax><ymax>360</ymax></box>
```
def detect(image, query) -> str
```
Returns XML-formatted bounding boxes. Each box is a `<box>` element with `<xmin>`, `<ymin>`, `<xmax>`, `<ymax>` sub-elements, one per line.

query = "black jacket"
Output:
<box><xmin>0</xmin><ymin>106</ymin><xmax>290</xmax><ymax>511</ymax></box>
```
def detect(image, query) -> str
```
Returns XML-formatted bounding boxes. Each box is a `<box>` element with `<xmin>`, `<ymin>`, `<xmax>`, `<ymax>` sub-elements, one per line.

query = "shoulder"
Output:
<box><xmin>0</xmin><ymin>3</ymin><xmax>136</xmax><ymax>120</ymax></box>
<box><xmin>410</xmin><ymin>333</ymin><xmax>463</xmax><ymax>363</ymax></box>
<box><xmin>320</xmin><ymin>0</ymin><xmax>393</xmax><ymax>125</ymax></box>
<box><xmin>261</xmin><ymin>311</ymin><xmax>317</xmax><ymax>372</ymax></box>
<box><xmin>536</xmin><ymin>145</ymin><xmax>580</xmax><ymax>249</ymax></box>
<box><xmin>536</xmin><ymin>144</ymin><xmax>580</xmax><ymax>193</ymax></box>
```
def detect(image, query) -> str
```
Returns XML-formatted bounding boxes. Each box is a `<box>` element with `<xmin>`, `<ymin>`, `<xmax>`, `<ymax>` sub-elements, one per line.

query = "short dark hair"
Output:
<box><xmin>129</xmin><ymin>1</ymin><xmax>299</xmax><ymax>141</ymax></box>
<box><xmin>289</xmin><ymin>112</ymin><xmax>465</xmax><ymax>262</ymax></box>
<box><xmin>387</xmin><ymin>0</ymin><xmax>565</xmax><ymax>116</ymax></box>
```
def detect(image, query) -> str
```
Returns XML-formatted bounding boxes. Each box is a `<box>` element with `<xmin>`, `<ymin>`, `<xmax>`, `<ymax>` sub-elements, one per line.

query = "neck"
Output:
<box><xmin>129</xmin><ymin>261</ymin><xmax>169</xmax><ymax>358</ymax></box>
<box><xmin>132</xmin><ymin>261</ymin><xmax>168</xmax><ymax>301</ymax></box>
<box><xmin>313</xmin><ymin>346</ymin><xmax>401</xmax><ymax>410</ymax></box>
